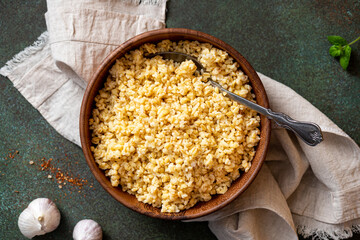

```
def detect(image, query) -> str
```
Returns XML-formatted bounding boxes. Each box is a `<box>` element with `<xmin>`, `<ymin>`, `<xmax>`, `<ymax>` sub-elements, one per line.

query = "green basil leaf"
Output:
<box><xmin>339</xmin><ymin>45</ymin><xmax>351</xmax><ymax>70</ymax></box>
<box><xmin>327</xmin><ymin>35</ymin><xmax>347</xmax><ymax>45</ymax></box>
<box><xmin>329</xmin><ymin>45</ymin><xmax>342</xmax><ymax>57</ymax></box>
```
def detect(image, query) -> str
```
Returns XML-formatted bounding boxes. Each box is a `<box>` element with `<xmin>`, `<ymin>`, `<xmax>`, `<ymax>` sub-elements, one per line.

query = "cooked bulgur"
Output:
<box><xmin>89</xmin><ymin>40</ymin><xmax>260</xmax><ymax>213</ymax></box>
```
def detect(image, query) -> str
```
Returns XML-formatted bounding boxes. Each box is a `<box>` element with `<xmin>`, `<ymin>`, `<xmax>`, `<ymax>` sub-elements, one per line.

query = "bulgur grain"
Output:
<box><xmin>89</xmin><ymin>40</ymin><xmax>260</xmax><ymax>212</ymax></box>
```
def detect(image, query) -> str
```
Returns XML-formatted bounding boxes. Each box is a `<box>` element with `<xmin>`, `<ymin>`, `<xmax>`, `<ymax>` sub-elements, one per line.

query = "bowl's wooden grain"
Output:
<box><xmin>80</xmin><ymin>28</ymin><xmax>271</xmax><ymax>220</ymax></box>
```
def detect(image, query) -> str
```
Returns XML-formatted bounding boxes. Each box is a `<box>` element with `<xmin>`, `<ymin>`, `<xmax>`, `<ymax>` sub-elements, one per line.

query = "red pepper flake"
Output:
<box><xmin>7</xmin><ymin>150</ymin><xmax>19</xmax><ymax>159</ymax></box>
<box><xmin>41</xmin><ymin>157</ymin><xmax>52</xmax><ymax>170</ymax></box>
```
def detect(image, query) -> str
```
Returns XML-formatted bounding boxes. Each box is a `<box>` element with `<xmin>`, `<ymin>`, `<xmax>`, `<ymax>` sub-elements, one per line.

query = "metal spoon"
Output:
<box><xmin>146</xmin><ymin>52</ymin><xmax>323</xmax><ymax>146</ymax></box>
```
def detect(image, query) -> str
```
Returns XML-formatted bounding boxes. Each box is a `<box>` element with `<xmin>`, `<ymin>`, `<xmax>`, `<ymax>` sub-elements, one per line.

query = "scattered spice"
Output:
<box><xmin>14</xmin><ymin>190</ymin><xmax>19</xmax><ymax>193</ymax></box>
<box><xmin>29</xmin><ymin>161</ymin><xmax>34</xmax><ymax>165</ymax></box>
<box><xmin>39</xmin><ymin>157</ymin><xmax>88</xmax><ymax>190</ymax></box>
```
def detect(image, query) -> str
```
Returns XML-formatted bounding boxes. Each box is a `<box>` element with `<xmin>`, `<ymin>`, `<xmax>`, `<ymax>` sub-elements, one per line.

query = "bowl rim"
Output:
<box><xmin>80</xmin><ymin>28</ymin><xmax>271</xmax><ymax>220</ymax></box>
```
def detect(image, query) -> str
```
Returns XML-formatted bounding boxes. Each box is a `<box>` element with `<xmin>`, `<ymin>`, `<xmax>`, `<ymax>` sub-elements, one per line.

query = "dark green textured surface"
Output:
<box><xmin>0</xmin><ymin>0</ymin><xmax>359</xmax><ymax>239</ymax></box>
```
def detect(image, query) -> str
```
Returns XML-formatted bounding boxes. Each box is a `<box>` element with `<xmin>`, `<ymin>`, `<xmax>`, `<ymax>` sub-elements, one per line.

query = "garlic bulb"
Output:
<box><xmin>73</xmin><ymin>219</ymin><xmax>103</xmax><ymax>240</ymax></box>
<box><xmin>18</xmin><ymin>198</ymin><xmax>61</xmax><ymax>239</ymax></box>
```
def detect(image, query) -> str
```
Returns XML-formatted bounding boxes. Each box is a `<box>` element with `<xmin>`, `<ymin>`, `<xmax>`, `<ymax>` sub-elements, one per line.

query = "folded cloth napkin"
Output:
<box><xmin>1</xmin><ymin>1</ymin><xmax>360</xmax><ymax>239</ymax></box>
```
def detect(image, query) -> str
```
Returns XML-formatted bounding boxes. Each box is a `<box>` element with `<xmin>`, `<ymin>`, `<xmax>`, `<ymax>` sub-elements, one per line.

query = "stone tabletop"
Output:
<box><xmin>0</xmin><ymin>0</ymin><xmax>359</xmax><ymax>239</ymax></box>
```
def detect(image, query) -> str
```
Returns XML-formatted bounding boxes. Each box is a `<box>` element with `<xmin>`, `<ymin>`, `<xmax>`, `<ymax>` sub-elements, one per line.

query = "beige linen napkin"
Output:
<box><xmin>1</xmin><ymin>1</ymin><xmax>360</xmax><ymax>239</ymax></box>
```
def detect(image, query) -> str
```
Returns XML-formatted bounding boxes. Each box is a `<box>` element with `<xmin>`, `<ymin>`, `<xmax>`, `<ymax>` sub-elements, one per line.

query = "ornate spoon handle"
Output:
<box><xmin>209</xmin><ymin>80</ymin><xmax>324</xmax><ymax>146</ymax></box>
<box><xmin>265</xmin><ymin>110</ymin><xmax>323</xmax><ymax>146</ymax></box>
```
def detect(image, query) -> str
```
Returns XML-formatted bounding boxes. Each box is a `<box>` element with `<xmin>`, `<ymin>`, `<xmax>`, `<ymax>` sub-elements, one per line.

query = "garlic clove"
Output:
<box><xmin>73</xmin><ymin>219</ymin><xmax>103</xmax><ymax>240</ymax></box>
<box><xmin>18</xmin><ymin>208</ymin><xmax>46</xmax><ymax>238</ymax></box>
<box><xmin>18</xmin><ymin>198</ymin><xmax>61</xmax><ymax>239</ymax></box>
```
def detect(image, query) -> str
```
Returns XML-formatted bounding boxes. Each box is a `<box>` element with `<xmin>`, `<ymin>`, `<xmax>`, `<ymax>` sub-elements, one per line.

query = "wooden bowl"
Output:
<box><xmin>80</xmin><ymin>28</ymin><xmax>271</xmax><ymax>220</ymax></box>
